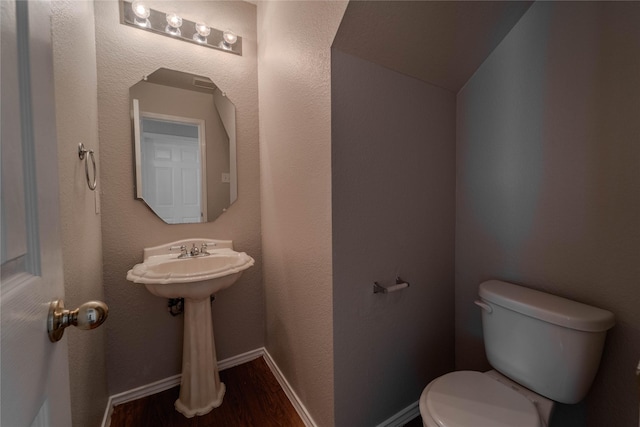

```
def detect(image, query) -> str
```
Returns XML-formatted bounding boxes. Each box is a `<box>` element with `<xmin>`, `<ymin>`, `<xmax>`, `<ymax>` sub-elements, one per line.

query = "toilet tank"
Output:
<box><xmin>477</xmin><ymin>280</ymin><xmax>615</xmax><ymax>404</ymax></box>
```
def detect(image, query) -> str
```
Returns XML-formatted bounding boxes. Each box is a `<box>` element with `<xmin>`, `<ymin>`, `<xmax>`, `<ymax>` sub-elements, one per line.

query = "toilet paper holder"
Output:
<box><xmin>373</xmin><ymin>276</ymin><xmax>410</xmax><ymax>294</ymax></box>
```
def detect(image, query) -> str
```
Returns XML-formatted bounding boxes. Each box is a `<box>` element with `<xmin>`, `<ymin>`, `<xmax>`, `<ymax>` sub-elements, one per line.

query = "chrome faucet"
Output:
<box><xmin>170</xmin><ymin>243</ymin><xmax>212</xmax><ymax>258</ymax></box>
<box><xmin>189</xmin><ymin>244</ymin><xmax>200</xmax><ymax>257</ymax></box>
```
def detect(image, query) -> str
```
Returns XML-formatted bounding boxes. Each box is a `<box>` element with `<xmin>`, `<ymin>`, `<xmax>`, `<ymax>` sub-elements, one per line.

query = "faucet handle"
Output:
<box><xmin>170</xmin><ymin>245</ymin><xmax>187</xmax><ymax>256</ymax></box>
<box><xmin>201</xmin><ymin>242</ymin><xmax>214</xmax><ymax>255</ymax></box>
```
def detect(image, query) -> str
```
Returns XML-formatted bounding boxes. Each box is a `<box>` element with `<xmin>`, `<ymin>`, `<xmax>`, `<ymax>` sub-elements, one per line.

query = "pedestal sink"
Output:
<box><xmin>126</xmin><ymin>239</ymin><xmax>254</xmax><ymax>417</ymax></box>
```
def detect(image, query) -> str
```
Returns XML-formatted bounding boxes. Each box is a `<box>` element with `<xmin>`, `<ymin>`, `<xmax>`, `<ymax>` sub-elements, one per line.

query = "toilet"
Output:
<box><xmin>420</xmin><ymin>280</ymin><xmax>615</xmax><ymax>427</ymax></box>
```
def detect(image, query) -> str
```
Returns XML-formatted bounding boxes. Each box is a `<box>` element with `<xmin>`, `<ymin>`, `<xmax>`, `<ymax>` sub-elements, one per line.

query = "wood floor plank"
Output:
<box><xmin>110</xmin><ymin>357</ymin><xmax>305</xmax><ymax>427</ymax></box>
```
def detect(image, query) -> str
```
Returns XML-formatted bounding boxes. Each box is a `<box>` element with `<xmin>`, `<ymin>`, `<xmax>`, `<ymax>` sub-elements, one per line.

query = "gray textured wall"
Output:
<box><xmin>456</xmin><ymin>2</ymin><xmax>640</xmax><ymax>425</ymax></box>
<box><xmin>332</xmin><ymin>50</ymin><xmax>456</xmax><ymax>426</ymax></box>
<box><xmin>94</xmin><ymin>0</ymin><xmax>263</xmax><ymax>395</ymax></box>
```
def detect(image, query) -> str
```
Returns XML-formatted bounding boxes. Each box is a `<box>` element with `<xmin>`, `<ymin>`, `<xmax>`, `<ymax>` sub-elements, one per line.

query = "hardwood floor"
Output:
<box><xmin>110</xmin><ymin>357</ymin><xmax>305</xmax><ymax>427</ymax></box>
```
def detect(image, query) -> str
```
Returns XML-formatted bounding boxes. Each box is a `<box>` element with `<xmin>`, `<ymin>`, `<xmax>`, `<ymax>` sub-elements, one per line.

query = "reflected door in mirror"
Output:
<box><xmin>140</xmin><ymin>117</ymin><xmax>204</xmax><ymax>223</ymax></box>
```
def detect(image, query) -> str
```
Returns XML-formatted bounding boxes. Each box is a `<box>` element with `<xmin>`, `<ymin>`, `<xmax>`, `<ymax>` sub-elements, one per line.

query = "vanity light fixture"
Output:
<box><xmin>193</xmin><ymin>22</ymin><xmax>211</xmax><ymax>43</ymax></box>
<box><xmin>131</xmin><ymin>1</ymin><xmax>150</xmax><ymax>27</ymax></box>
<box><xmin>119</xmin><ymin>0</ymin><xmax>242</xmax><ymax>55</ymax></box>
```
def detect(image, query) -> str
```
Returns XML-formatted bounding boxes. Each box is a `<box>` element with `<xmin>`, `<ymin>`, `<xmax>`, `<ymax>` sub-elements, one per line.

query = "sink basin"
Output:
<box><xmin>127</xmin><ymin>247</ymin><xmax>254</xmax><ymax>299</ymax></box>
<box><xmin>126</xmin><ymin>239</ymin><xmax>254</xmax><ymax>418</ymax></box>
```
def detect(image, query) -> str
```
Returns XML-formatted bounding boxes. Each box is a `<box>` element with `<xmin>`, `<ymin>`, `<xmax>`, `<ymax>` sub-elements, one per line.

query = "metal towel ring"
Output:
<box><xmin>78</xmin><ymin>143</ymin><xmax>97</xmax><ymax>191</ymax></box>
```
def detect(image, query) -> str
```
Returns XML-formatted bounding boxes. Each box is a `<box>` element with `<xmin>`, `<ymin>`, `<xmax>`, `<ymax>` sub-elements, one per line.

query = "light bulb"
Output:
<box><xmin>165</xmin><ymin>13</ymin><xmax>182</xmax><ymax>36</ymax></box>
<box><xmin>220</xmin><ymin>30</ymin><xmax>237</xmax><ymax>50</ymax></box>
<box><xmin>131</xmin><ymin>1</ymin><xmax>150</xmax><ymax>27</ymax></box>
<box><xmin>195</xmin><ymin>23</ymin><xmax>211</xmax><ymax>37</ymax></box>
<box><xmin>193</xmin><ymin>22</ymin><xmax>211</xmax><ymax>43</ymax></box>
<box><xmin>223</xmin><ymin>30</ymin><xmax>237</xmax><ymax>45</ymax></box>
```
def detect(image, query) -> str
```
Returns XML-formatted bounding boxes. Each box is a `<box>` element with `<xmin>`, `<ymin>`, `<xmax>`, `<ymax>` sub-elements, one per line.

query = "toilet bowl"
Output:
<box><xmin>419</xmin><ymin>370</ymin><xmax>553</xmax><ymax>427</ymax></box>
<box><xmin>419</xmin><ymin>280</ymin><xmax>614</xmax><ymax>427</ymax></box>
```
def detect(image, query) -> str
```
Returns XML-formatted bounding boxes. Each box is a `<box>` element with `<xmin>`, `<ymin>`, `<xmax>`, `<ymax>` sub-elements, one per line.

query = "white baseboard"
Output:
<box><xmin>375</xmin><ymin>400</ymin><xmax>420</xmax><ymax>427</ymax></box>
<box><xmin>262</xmin><ymin>348</ymin><xmax>318</xmax><ymax>427</ymax></box>
<box><xmin>217</xmin><ymin>347</ymin><xmax>264</xmax><ymax>371</ymax></box>
<box><xmin>100</xmin><ymin>373</ymin><xmax>182</xmax><ymax>427</ymax></box>
<box><xmin>101</xmin><ymin>347</ymin><xmax>315</xmax><ymax>427</ymax></box>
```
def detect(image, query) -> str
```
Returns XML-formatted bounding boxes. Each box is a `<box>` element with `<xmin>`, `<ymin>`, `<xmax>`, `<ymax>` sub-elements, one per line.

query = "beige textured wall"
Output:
<box><xmin>456</xmin><ymin>2</ymin><xmax>640</xmax><ymax>425</ymax></box>
<box><xmin>257</xmin><ymin>2</ymin><xmax>347</xmax><ymax>426</ymax></box>
<box><xmin>51</xmin><ymin>1</ymin><xmax>108</xmax><ymax>426</ymax></box>
<box><xmin>94</xmin><ymin>0</ymin><xmax>262</xmax><ymax>395</ymax></box>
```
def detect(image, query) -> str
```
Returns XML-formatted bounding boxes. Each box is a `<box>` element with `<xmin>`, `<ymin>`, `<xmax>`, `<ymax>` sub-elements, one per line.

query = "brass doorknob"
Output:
<box><xmin>48</xmin><ymin>299</ymin><xmax>108</xmax><ymax>342</ymax></box>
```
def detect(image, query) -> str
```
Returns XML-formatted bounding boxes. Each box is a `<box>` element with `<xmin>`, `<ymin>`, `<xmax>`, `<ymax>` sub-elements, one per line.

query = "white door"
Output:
<box><xmin>1</xmin><ymin>0</ymin><xmax>72</xmax><ymax>426</ymax></box>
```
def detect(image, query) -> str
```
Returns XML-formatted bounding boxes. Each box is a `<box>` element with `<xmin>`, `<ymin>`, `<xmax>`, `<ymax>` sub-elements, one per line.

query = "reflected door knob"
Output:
<box><xmin>48</xmin><ymin>299</ymin><xmax>108</xmax><ymax>342</ymax></box>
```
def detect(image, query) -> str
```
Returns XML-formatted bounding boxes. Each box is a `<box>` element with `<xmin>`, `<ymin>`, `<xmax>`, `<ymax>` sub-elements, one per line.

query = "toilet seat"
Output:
<box><xmin>419</xmin><ymin>371</ymin><xmax>541</xmax><ymax>427</ymax></box>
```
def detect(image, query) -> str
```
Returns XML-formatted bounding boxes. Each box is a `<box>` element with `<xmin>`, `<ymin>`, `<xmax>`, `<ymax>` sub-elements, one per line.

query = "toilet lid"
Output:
<box><xmin>425</xmin><ymin>371</ymin><xmax>541</xmax><ymax>427</ymax></box>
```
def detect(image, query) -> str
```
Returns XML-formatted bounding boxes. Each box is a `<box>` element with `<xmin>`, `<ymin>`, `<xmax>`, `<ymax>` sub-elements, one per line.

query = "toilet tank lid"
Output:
<box><xmin>479</xmin><ymin>280</ymin><xmax>615</xmax><ymax>332</ymax></box>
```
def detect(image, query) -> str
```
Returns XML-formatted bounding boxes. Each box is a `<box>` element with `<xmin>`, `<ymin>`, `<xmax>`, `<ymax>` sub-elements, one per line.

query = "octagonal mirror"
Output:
<box><xmin>130</xmin><ymin>68</ymin><xmax>237</xmax><ymax>224</ymax></box>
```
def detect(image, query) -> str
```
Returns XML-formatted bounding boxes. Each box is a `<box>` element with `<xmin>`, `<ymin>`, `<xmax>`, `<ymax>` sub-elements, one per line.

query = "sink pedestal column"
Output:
<box><xmin>174</xmin><ymin>297</ymin><xmax>225</xmax><ymax>417</ymax></box>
